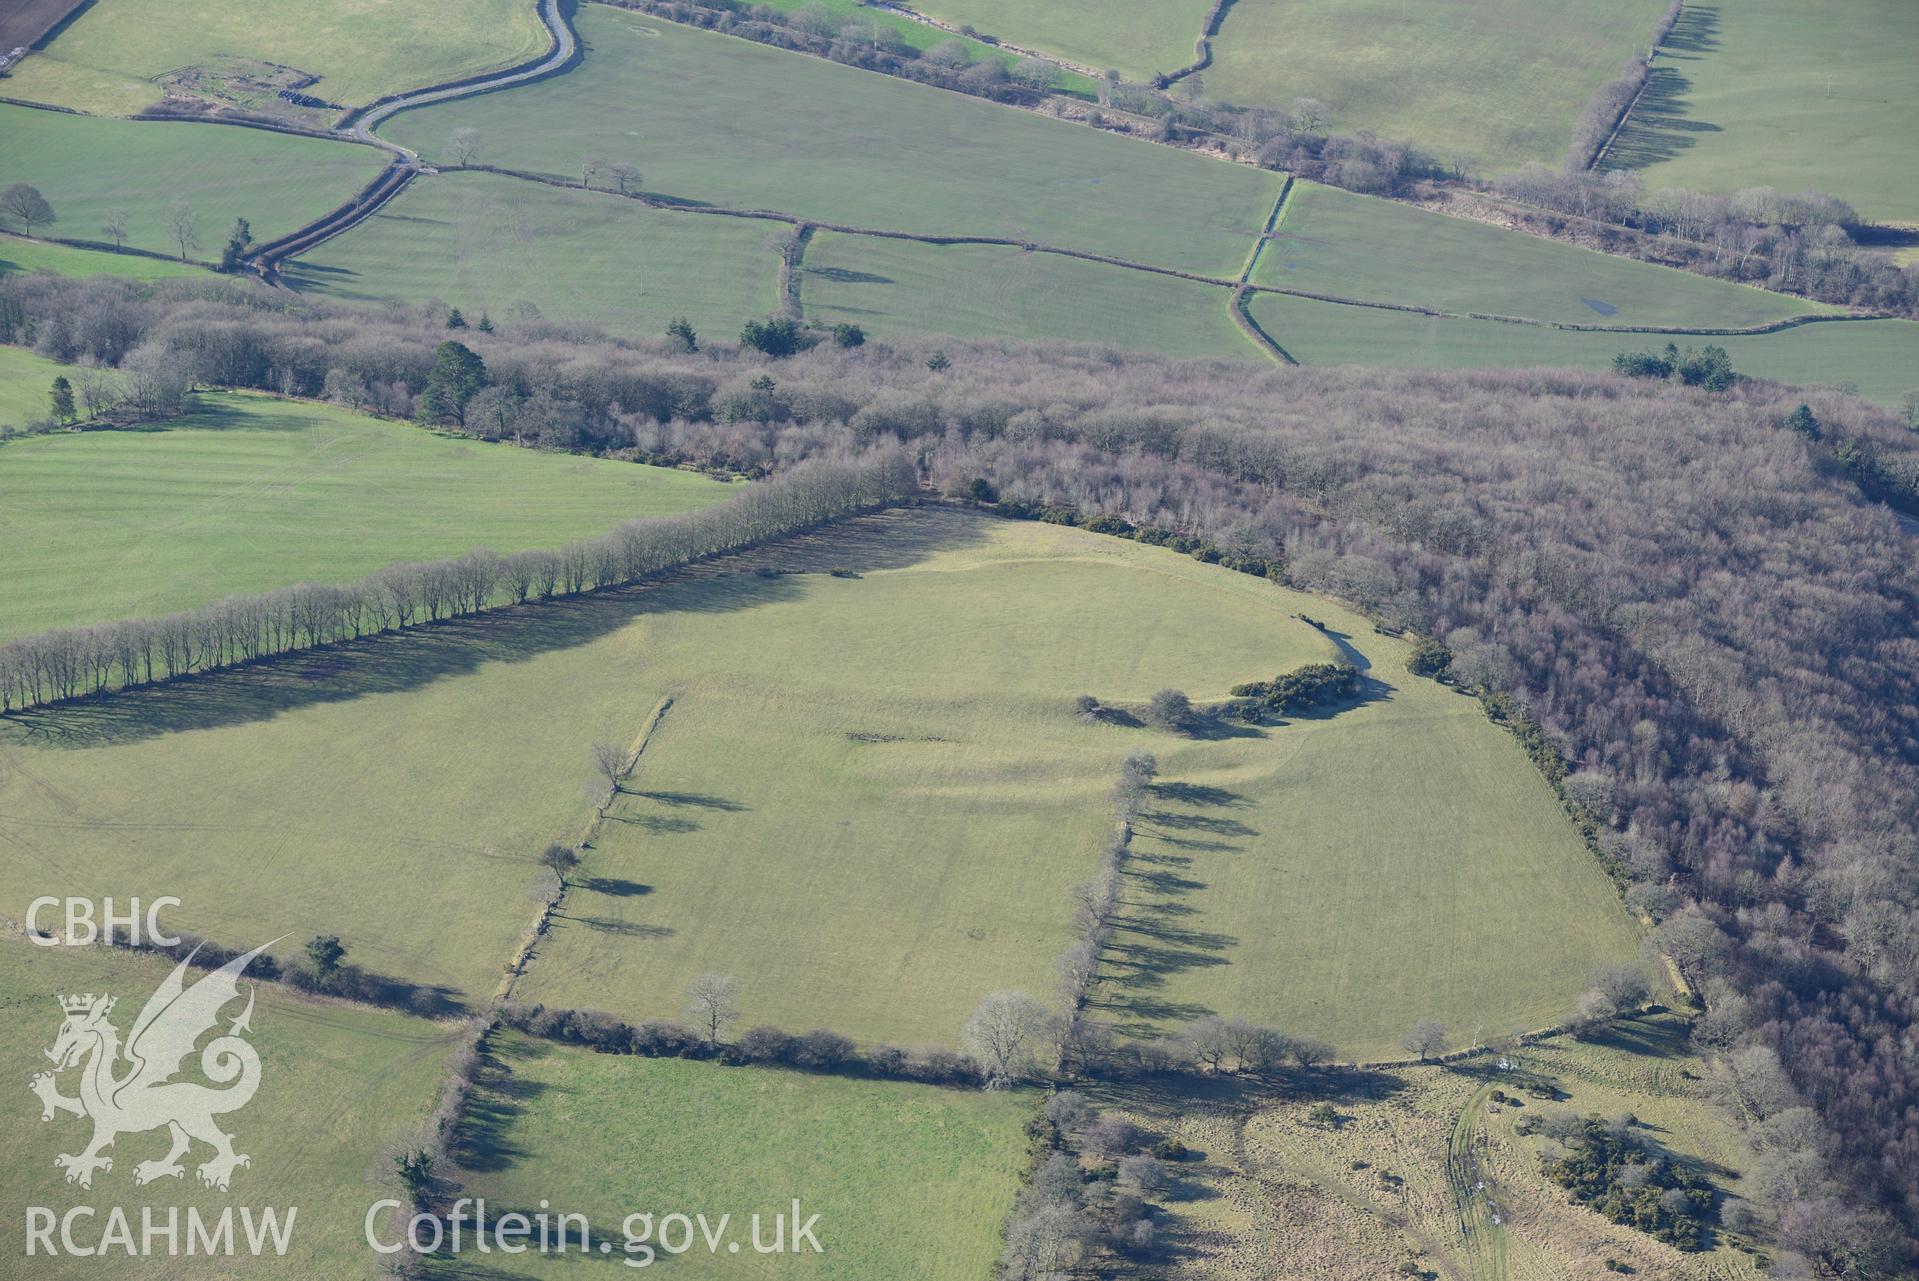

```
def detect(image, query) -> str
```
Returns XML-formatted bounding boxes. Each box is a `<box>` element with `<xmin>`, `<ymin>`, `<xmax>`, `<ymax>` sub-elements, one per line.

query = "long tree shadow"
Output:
<box><xmin>1608</xmin><ymin>7</ymin><xmax>1724</xmax><ymax>170</ymax></box>
<box><xmin>454</xmin><ymin>1036</ymin><xmax>558</xmax><ymax>1174</ymax></box>
<box><xmin>2</xmin><ymin>507</ymin><xmax>986</xmax><ymax>750</ymax></box>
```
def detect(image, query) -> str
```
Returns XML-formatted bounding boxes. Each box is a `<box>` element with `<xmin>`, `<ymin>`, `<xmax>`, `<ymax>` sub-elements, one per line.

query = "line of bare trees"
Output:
<box><xmin>1055</xmin><ymin>752</ymin><xmax>1156</xmax><ymax>1025</ymax></box>
<box><xmin>0</xmin><ymin>456</ymin><xmax>914</xmax><ymax>712</ymax></box>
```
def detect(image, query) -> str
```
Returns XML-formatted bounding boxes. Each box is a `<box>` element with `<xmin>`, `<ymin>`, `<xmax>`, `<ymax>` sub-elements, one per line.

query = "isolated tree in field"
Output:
<box><xmin>579</xmin><ymin>156</ymin><xmax>604</xmax><ymax>188</ymax></box>
<box><xmin>218</xmin><ymin>217</ymin><xmax>253</xmax><ymax>272</ymax></box>
<box><xmin>1591</xmin><ymin>962</ymin><xmax>1650</xmax><ymax>1011</ymax></box>
<box><xmin>1402</xmin><ymin>1019</ymin><xmax>1448</xmax><ymax>1061</ymax></box>
<box><xmin>590</xmin><ymin>741</ymin><xmax>626</xmax><ymax>795</ymax></box>
<box><xmin>666</xmin><ymin>317</ymin><xmax>698</xmax><ymax>352</ymax></box>
<box><xmin>608</xmin><ymin>162</ymin><xmax>642</xmax><ymax>195</ymax></box>
<box><xmin>306</xmin><ymin>934</ymin><xmax>346</xmax><ymax>979</ymax></box>
<box><xmin>417</xmin><ymin>339</ymin><xmax>486</xmax><ymax>425</ymax></box>
<box><xmin>961</xmin><ymin>990</ymin><xmax>1049</xmax><ymax>1087</ymax></box>
<box><xmin>926</xmin><ymin>349</ymin><xmax>951</xmax><ymax>372</ymax></box>
<box><xmin>1147</xmin><ymin>687</ymin><xmax>1192</xmax><ymax>731</ymax></box>
<box><xmin>448</xmin><ymin>127</ymin><xmax>482</xmax><ymax>165</ymax></box>
<box><xmin>538</xmin><ymin>842</ymin><xmax>580</xmax><ymax>881</ymax></box>
<box><xmin>101</xmin><ymin>211</ymin><xmax>129</xmax><ymax>249</ymax></box>
<box><xmin>687</xmin><ymin>973</ymin><xmax>741</xmax><ymax>1044</ymax></box>
<box><xmin>1288</xmin><ymin>96</ymin><xmax>1326</xmax><ymax>133</ymax></box>
<box><xmin>49</xmin><ymin>377</ymin><xmax>75</xmax><ymax>423</ymax></box>
<box><xmin>2</xmin><ymin>184</ymin><xmax>55</xmax><ymax>236</ymax></box>
<box><xmin>165</xmin><ymin>202</ymin><xmax>200</xmax><ymax>261</ymax></box>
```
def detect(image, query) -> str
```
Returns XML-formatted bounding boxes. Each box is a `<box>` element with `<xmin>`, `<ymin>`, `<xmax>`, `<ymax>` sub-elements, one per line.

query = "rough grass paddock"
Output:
<box><xmin>0</xmin><ymin>388</ymin><xmax>730</xmax><ymax>639</ymax></box>
<box><xmin>381</xmin><ymin>9</ymin><xmax>1283</xmax><ymax>278</ymax></box>
<box><xmin>1608</xmin><ymin>0</ymin><xmax>1919</xmax><ymax>225</ymax></box>
<box><xmin>1247</xmin><ymin>292</ymin><xmax>1919</xmax><ymax>408</ymax></box>
<box><xmin>1103</xmin><ymin>1017</ymin><xmax>1761</xmax><ymax>1280</ymax></box>
<box><xmin>0</xmin><ymin>103</ymin><xmax>387</xmax><ymax>260</ymax></box>
<box><xmin>0</xmin><ymin>230</ymin><xmax>212</xmax><ymax>283</ymax></box>
<box><xmin>0</xmin><ymin>940</ymin><xmax>455</xmax><ymax>1280</ymax></box>
<box><xmin>801</xmin><ymin>230</ymin><xmax>1255</xmax><ymax>358</ymax></box>
<box><xmin>2</xmin><ymin>0</ymin><xmax>548</xmax><ymax>116</ymax></box>
<box><xmin>907</xmin><ymin>0</ymin><xmax>1210</xmax><ymax>81</ymax></box>
<box><xmin>452</xmin><ymin>1032</ymin><xmax>1033</xmax><ymax>1279</ymax></box>
<box><xmin>1254</xmin><ymin>181</ymin><xmax>1824</xmax><ymax>329</ymax></box>
<box><xmin>287</xmin><ymin>170</ymin><xmax>783</xmax><ymax>338</ymax></box>
<box><xmin>1207</xmin><ymin>0</ymin><xmax>1669</xmax><ymax>173</ymax></box>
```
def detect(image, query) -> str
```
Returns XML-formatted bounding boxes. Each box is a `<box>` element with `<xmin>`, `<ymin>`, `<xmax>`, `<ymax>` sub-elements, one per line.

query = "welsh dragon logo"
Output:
<box><xmin>30</xmin><ymin>942</ymin><xmax>274</xmax><ymax>1191</ymax></box>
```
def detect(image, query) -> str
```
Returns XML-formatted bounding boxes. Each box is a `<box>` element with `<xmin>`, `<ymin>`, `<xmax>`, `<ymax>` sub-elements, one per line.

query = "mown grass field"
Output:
<box><xmin>0</xmin><ymin>388</ymin><xmax>729</xmax><ymax>639</ymax></box>
<box><xmin>1248</xmin><ymin>292</ymin><xmax>1919</xmax><ymax>408</ymax></box>
<box><xmin>1091</xmin><ymin>589</ymin><xmax>1647</xmax><ymax>1059</ymax></box>
<box><xmin>1208</xmin><ymin>0</ymin><xmax>1669</xmax><ymax>173</ymax></box>
<box><xmin>2</xmin><ymin>0</ymin><xmax>547</xmax><ymax>116</ymax></box>
<box><xmin>0</xmin><ymin>232</ymin><xmax>211</xmax><ymax>283</ymax></box>
<box><xmin>907</xmin><ymin>0</ymin><xmax>1209</xmax><ymax>81</ymax></box>
<box><xmin>381</xmin><ymin>9</ymin><xmax>1283</xmax><ymax>277</ymax></box>
<box><xmin>288</xmin><ymin>171</ymin><xmax>782</xmax><ymax>338</ymax></box>
<box><xmin>801</xmin><ymin>231</ymin><xmax>1254</xmax><ymax>358</ymax></box>
<box><xmin>452</xmin><ymin>1033</ymin><xmax>1033</xmax><ymax>1279</ymax></box>
<box><xmin>1610</xmin><ymin>0</ymin><xmax>1919</xmax><ymax>226</ymax></box>
<box><xmin>1255</xmin><ymin>181</ymin><xmax>1823</xmax><ymax>327</ymax></box>
<box><xmin>0</xmin><ymin>940</ymin><xmax>456</xmax><ymax>1279</ymax></box>
<box><xmin>0</xmin><ymin>104</ymin><xmax>386</xmax><ymax>260</ymax></box>
<box><xmin>753</xmin><ymin>0</ymin><xmax>1098</xmax><ymax>95</ymax></box>
<box><xmin>0</xmin><ymin>343</ymin><xmax>72</xmax><ymax>429</ymax></box>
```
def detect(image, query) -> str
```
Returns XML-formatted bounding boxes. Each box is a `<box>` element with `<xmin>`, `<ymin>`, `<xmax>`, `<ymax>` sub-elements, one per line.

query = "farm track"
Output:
<box><xmin>248</xmin><ymin>0</ymin><xmax>578</xmax><ymax>279</ymax></box>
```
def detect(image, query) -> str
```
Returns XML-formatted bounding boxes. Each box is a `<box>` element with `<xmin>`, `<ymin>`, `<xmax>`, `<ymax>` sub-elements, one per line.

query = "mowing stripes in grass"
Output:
<box><xmin>0</xmin><ymin>232</ymin><xmax>211</xmax><ymax>284</ymax></box>
<box><xmin>0</xmin><ymin>104</ymin><xmax>387</xmax><ymax>261</ymax></box>
<box><xmin>1609</xmin><ymin>0</ymin><xmax>1919</xmax><ymax>225</ymax></box>
<box><xmin>0</xmin><ymin>388</ymin><xmax>730</xmax><ymax>639</ymax></box>
<box><xmin>1207</xmin><ymin>0</ymin><xmax>1669</xmax><ymax>173</ymax></box>
<box><xmin>1246</xmin><ymin>293</ymin><xmax>1919</xmax><ymax>408</ymax></box>
<box><xmin>801</xmin><ymin>231</ymin><xmax>1256</xmax><ymax>359</ymax></box>
<box><xmin>0</xmin><ymin>943</ymin><xmax>453</xmax><ymax>1280</ymax></box>
<box><xmin>453</xmin><ymin>1034</ymin><xmax>1034</xmax><ymax>1280</ymax></box>
<box><xmin>1254</xmin><ymin>181</ymin><xmax>1822</xmax><ymax>329</ymax></box>
<box><xmin>381</xmin><ymin>9</ymin><xmax>1283</xmax><ymax>278</ymax></box>
<box><xmin>286</xmin><ymin>171</ymin><xmax>783</xmax><ymax>338</ymax></box>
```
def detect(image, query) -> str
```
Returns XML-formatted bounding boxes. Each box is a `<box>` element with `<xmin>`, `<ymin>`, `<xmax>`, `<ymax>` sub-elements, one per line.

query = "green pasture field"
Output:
<box><xmin>1255</xmin><ymin>181</ymin><xmax>1824</xmax><ymax>328</ymax></box>
<box><xmin>0</xmin><ymin>387</ymin><xmax>730</xmax><ymax>639</ymax></box>
<box><xmin>1088</xmin><ymin>586</ymin><xmax>1648</xmax><ymax>1058</ymax></box>
<box><xmin>0</xmin><ymin>104</ymin><xmax>386</xmax><ymax>260</ymax></box>
<box><xmin>0</xmin><ymin>508</ymin><xmax>1642</xmax><ymax>1058</ymax></box>
<box><xmin>1207</xmin><ymin>0</ymin><xmax>1668</xmax><ymax>174</ymax></box>
<box><xmin>286</xmin><ymin>171</ymin><xmax>782</xmax><ymax>338</ymax></box>
<box><xmin>801</xmin><ymin>231</ymin><xmax>1254</xmax><ymax>358</ymax></box>
<box><xmin>1247</xmin><ymin>293</ymin><xmax>1919</xmax><ymax>408</ymax></box>
<box><xmin>0</xmin><ymin>232</ymin><xmax>212</xmax><ymax>283</ymax></box>
<box><xmin>0</xmin><ymin>940</ymin><xmax>456</xmax><ymax>1279</ymax></box>
<box><xmin>0</xmin><ymin>343</ymin><xmax>73</xmax><ymax>429</ymax></box>
<box><xmin>1609</xmin><ymin>0</ymin><xmax>1919</xmax><ymax>225</ymax></box>
<box><xmin>381</xmin><ymin>9</ymin><xmax>1283</xmax><ymax>277</ymax></box>
<box><xmin>2</xmin><ymin>0</ymin><xmax>547</xmax><ymax>117</ymax></box>
<box><xmin>448</xmin><ymin>1033</ymin><xmax>1033</xmax><ymax>1279</ymax></box>
<box><xmin>752</xmin><ymin>0</ymin><xmax>1098</xmax><ymax>95</ymax></box>
<box><xmin>906</xmin><ymin>0</ymin><xmax>1209</xmax><ymax>81</ymax></box>
<box><xmin>515</xmin><ymin>509</ymin><xmax>1339</xmax><ymax>1045</ymax></box>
